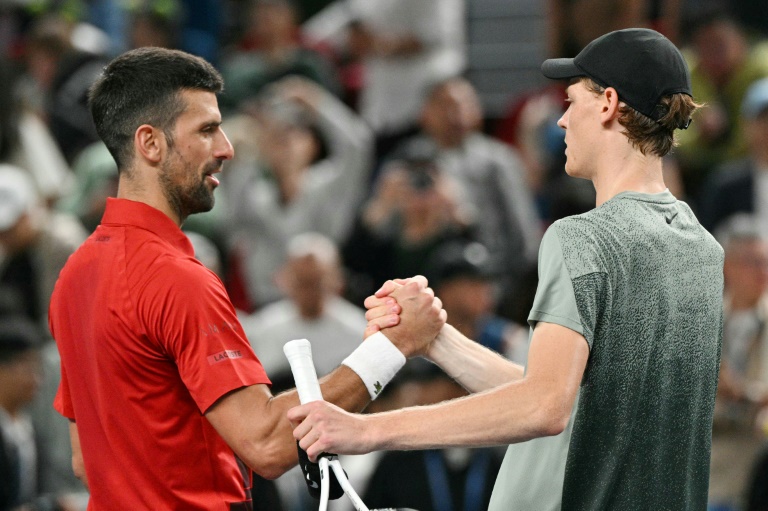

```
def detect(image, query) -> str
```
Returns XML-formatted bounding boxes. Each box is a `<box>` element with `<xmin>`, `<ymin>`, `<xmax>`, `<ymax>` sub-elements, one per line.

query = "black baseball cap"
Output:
<box><xmin>541</xmin><ymin>28</ymin><xmax>692</xmax><ymax>128</ymax></box>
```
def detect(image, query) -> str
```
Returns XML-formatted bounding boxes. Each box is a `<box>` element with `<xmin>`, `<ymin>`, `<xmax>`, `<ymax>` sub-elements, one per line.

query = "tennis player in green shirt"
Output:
<box><xmin>290</xmin><ymin>28</ymin><xmax>724</xmax><ymax>510</ymax></box>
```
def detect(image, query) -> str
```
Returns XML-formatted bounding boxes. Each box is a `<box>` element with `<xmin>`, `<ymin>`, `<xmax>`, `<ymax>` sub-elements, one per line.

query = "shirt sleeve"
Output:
<box><xmin>138</xmin><ymin>256</ymin><xmax>271</xmax><ymax>413</ymax></box>
<box><xmin>527</xmin><ymin>226</ymin><xmax>584</xmax><ymax>336</ymax></box>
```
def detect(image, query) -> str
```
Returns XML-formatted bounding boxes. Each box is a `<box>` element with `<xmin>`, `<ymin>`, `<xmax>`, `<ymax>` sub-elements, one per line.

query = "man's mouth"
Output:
<box><xmin>204</xmin><ymin>162</ymin><xmax>222</xmax><ymax>186</ymax></box>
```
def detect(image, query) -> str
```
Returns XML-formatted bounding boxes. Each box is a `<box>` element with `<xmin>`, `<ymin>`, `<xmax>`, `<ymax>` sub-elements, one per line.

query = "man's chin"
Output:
<box><xmin>196</xmin><ymin>198</ymin><xmax>215</xmax><ymax>215</ymax></box>
<box><xmin>185</xmin><ymin>194</ymin><xmax>215</xmax><ymax>218</ymax></box>
<box><xmin>563</xmin><ymin>164</ymin><xmax>588</xmax><ymax>180</ymax></box>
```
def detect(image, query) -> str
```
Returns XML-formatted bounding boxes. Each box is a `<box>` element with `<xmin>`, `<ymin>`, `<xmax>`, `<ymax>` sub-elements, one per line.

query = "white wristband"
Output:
<box><xmin>342</xmin><ymin>331</ymin><xmax>406</xmax><ymax>399</ymax></box>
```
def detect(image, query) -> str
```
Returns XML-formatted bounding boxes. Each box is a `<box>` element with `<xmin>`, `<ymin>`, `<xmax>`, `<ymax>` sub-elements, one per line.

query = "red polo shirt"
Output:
<box><xmin>50</xmin><ymin>198</ymin><xmax>271</xmax><ymax>511</ymax></box>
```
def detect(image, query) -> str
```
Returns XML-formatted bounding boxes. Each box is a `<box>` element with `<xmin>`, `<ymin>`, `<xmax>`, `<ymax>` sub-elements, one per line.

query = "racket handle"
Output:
<box><xmin>284</xmin><ymin>339</ymin><xmax>323</xmax><ymax>404</ymax></box>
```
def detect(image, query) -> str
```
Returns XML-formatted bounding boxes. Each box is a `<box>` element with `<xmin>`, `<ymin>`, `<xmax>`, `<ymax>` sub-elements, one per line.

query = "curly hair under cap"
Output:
<box><xmin>582</xmin><ymin>77</ymin><xmax>701</xmax><ymax>157</ymax></box>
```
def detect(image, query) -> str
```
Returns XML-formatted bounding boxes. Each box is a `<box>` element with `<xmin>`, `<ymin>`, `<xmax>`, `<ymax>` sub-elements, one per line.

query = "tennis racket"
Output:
<box><xmin>284</xmin><ymin>339</ymin><xmax>418</xmax><ymax>511</ymax></box>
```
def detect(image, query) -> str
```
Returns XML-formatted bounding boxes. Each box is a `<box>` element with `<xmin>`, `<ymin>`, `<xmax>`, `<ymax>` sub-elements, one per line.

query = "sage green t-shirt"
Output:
<box><xmin>488</xmin><ymin>190</ymin><xmax>724</xmax><ymax>511</ymax></box>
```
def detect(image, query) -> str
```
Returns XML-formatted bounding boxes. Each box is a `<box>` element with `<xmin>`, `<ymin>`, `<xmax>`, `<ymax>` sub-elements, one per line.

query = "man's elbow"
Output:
<box><xmin>238</xmin><ymin>438</ymin><xmax>297</xmax><ymax>480</ymax></box>
<box><xmin>251</xmin><ymin>459</ymin><xmax>293</xmax><ymax>481</ymax></box>
<box><xmin>533</xmin><ymin>398</ymin><xmax>573</xmax><ymax>437</ymax></box>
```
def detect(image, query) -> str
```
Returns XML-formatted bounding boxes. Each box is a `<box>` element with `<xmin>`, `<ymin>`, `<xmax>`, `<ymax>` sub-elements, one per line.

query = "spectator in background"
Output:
<box><xmin>222</xmin><ymin>77</ymin><xmax>372</xmax><ymax>310</ymax></box>
<box><xmin>0</xmin><ymin>315</ymin><xmax>84</xmax><ymax>511</ymax></box>
<box><xmin>493</xmin><ymin>82</ymin><xmax>568</xmax><ymax>201</ymax></box>
<box><xmin>698</xmin><ymin>77</ymin><xmax>768</xmax><ymax>235</ymax></box>
<box><xmin>361</xmin><ymin>361</ymin><xmax>503</xmax><ymax>511</ymax></box>
<box><xmin>185</xmin><ymin>230</ymin><xmax>225</xmax><ymax>278</ymax></box>
<box><xmin>356</xmin><ymin>239</ymin><xmax>527</xmax><ymax>510</ymax></box>
<box><xmin>29</xmin><ymin>15</ymin><xmax>109</xmax><ymax>165</ymax></box>
<box><xmin>676</xmin><ymin>11</ymin><xmax>768</xmax><ymax>199</ymax></box>
<box><xmin>0</xmin><ymin>316</ymin><xmax>44</xmax><ymax>511</ymax></box>
<box><xmin>219</xmin><ymin>0</ymin><xmax>340</xmax><ymax>113</ymax></box>
<box><xmin>56</xmin><ymin>141</ymin><xmax>118</xmax><ymax>233</ymax></box>
<box><xmin>27</xmin><ymin>337</ymin><xmax>89</xmax><ymax>511</ymax></box>
<box><xmin>425</xmin><ymin>240</ymin><xmax>529</xmax><ymax>365</ymax></box>
<box><xmin>304</xmin><ymin>0</ymin><xmax>466</xmax><ymax>162</ymax></box>
<box><xmin>493</xmin><ymin>78</ymin><xmax>603</xmax><ymax>227</ymax></box>
<box><xmin>0</xmin><ymin>165</ymin><xmax>87</xmax><ymax>328</ymax></box>
<box><xmin>177</xmin><ymin>0</ymin><xmax>222</xmax><ymax>65</ymax></box>
<box><xmin>240</xmin><ymin>232</ymin><xmax>367</xmax><ymax>392</ymax></box>
<box><xmin>710</xmin><ymin>215</ymin><xmax>768</xmax><ymax>511</ymax></box>
<box><xmin>547</xmin><ymin>0</ymin><xmax>650</xmax><ymax>59</ymax></box>
<box><xmin>675</xmin><ymin>0</ymin><xmax>768</xmax><ymax>42</ymax></box>
<box><xmin>125</xmin><ymin>0</ymin><xmax>181</xmax><ymax>50</ymax></box>
<box><xmin>389</xmin><ymin>77</ymin><xmax>541</xmax><ymax>316</ymax></box>
<box><xmin>1</xmin><ymin>51</ymin><xmax>72</xmax><ymax>206</ymax></box>
<box><xmin>342</xmin><ymin>144</ymin><xmax>474</xmax><ymax>305</ymax></box>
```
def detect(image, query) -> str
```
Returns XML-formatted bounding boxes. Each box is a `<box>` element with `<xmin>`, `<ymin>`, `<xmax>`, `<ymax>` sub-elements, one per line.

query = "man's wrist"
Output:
<box><xmin>342</xmin><ymin>331</ymin><xmax>406</xmax><ymax>400</ymax></box>
<box><xmin>424</xmin><ymin>324</ymin><xmax>453</xmax><ymax>364</ymax></box>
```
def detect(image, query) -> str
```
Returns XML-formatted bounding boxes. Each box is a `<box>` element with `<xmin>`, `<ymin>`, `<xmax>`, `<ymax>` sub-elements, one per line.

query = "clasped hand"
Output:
<box><xmin>288</xmin><ymin>275</ymin><xmax>446</xmax><ymax>460</ymax></box>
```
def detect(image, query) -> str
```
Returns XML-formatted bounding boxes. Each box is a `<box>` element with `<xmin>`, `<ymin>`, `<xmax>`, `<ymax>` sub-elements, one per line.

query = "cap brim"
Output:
<box><xmin>541</xmin><ymin>58</ymin><xmax>584</xmax><ymax>80</ymax></box>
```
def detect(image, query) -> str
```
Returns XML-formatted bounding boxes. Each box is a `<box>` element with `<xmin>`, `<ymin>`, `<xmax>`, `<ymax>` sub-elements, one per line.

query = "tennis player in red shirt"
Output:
<box><xmin>48</xmin><ymin>47</ymin><xmax>445</xmax><ymax>510</ymax></box>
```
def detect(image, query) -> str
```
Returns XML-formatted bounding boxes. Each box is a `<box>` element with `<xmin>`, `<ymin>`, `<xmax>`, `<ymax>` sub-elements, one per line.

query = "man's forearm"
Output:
<box><xmin>369</xmin><ymin>379</ymin><xmax>560</xmax><ymax>451</ymax></box>
<box><xmin>295</xmin><ymin>374</ymin><xmax>568</xmax><ymax>459</ymax></box>
<box><xmin>428</xmin><ymin>324</ymin><xmax>524</xmax><ymax>393</ymax></box>
<box><xmin>290</xmin><ymin>322</ymin><xmax>588</xmax><ymax>461</ymax></box>
<box><xmin>207</xmin><ymin>366</ymin><xmax>371</xmax><ymax>479</ymax></box>
<box><xmin>318</xmin><ymin>365</ymin><xmax>373</xmax><ymax>411</ymax></box>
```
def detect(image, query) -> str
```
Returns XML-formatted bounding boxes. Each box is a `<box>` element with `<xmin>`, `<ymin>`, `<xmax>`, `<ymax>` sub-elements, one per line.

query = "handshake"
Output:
<box><xmin>360</xmin><ymin>275</ymin><xmax>448</xmax><ymax>359</ymax></box>
<box><xmin>292</xmin><ymin>275</ymin><xmax>447</xmax><ymax>506</ymax></box>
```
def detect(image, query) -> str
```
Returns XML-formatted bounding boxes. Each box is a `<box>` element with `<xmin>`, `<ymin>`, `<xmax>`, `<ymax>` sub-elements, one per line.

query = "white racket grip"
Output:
<box><xmin>284</xmin><ymin>339</ymin><xmax>324</xmax><ymax>404</ymax></box>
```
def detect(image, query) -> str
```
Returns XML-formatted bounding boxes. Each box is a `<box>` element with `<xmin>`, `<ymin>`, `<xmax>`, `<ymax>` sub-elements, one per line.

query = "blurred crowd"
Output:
<box><xmin>1</xmin><ymin>0</ymin><xmax>768</xmax><ymax>510</ymax></box>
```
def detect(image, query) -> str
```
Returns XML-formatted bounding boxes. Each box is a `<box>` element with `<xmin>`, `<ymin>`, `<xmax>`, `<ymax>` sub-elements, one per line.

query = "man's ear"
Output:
<box><xmin>134</xmin><ymin>124</ymin><xmax>165</xmax><ymax>164</ymax></box>
<box><xmin>600</xmin><ymin>87</ymin><xmax>621</xmax><ymax>125</ymax></box>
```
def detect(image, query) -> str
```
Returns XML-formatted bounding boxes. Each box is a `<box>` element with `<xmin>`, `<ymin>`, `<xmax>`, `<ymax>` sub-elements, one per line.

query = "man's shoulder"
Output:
<box><xmin>102</xmin><ymin>227</ymin><xmax>215</xmax><ymax>299</ymax></box>
<box><xmin>545</xmin><ymin>215</ymin><xmax>609</xmax><ymax>277</ymax></box>
<box><xmin>548</xmin><ymin>212</ymin><xmax>604</xmax><ymax>242</ymax></box>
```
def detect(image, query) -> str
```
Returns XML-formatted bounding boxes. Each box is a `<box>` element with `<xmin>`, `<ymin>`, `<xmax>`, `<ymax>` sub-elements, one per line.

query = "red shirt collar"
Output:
<box><xmin>101</xmin><ymin>197</ymin><xmax>195</xmax><ymax>256</ymax></box>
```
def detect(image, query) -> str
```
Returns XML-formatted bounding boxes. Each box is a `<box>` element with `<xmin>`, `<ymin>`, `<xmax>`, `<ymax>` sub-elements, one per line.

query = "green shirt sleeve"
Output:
<box><xmin>527</xmin><ymin>226</ymin><xmax>584</xmax><ymax>335</ymax></box>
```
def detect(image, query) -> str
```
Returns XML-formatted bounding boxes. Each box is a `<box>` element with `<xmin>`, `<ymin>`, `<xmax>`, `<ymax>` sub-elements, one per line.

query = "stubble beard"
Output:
<box><xmin>159</xmin><ymin>151</ymin><xmax>217</xmax><ymax>224</ymax></box>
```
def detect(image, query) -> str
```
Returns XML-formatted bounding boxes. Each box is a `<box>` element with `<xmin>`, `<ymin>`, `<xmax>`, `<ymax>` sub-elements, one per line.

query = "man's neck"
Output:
<box><xmin>591</xmin><ymin>148</ymin><xmax>666</xmax><ymax>206</ymax></box>
<box><xmin>117</xmin><ymin>177</ymin><xmax>182</xmax><ymax>226</ymax></box>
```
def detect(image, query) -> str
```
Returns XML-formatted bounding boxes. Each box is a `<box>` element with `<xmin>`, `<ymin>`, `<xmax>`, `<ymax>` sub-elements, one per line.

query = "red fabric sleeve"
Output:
<box><xmin>137</xmin><ymin>255</ymin><xmax>271</xmax><ymax>412</ymax></box>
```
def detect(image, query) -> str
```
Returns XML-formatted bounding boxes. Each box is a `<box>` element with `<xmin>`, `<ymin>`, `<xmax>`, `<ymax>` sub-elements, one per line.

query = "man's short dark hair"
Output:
<box><xmin>88</xmin><ymin>47</ymin><xmax>224</xmax><ymax>171</ymax></box>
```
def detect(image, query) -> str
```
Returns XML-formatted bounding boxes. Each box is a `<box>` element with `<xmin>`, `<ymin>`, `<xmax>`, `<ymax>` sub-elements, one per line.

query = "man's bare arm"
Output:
<box><xmin>289</xmin><ymin>322</ymin><xmax>588</xmax><ymax>460</ymax></box>
<box><xmin>206</xmin><ymin>279</ymin><xmax>446</xmax><ymax>479</ymax></box>
<box><xmin>427</xmin><ymin>324</ymin><xmax>525</xmax><ymax>393</ymax></box>
<box><xmin>205</xmin><ymin>365</ymin><xmax>369</xmax><ymax>479</ymax></box>
<box><xmin>364</xmin><ymin>280</ymin><xmax>524</xmax><ymax>390</ymax></box>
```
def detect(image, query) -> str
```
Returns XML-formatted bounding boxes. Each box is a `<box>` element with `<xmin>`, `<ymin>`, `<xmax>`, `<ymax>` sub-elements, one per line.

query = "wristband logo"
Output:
<box><xmin>207</xmin><ymin>349</ymin><xmax>243</xmax><ymax>365</ymax></box>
